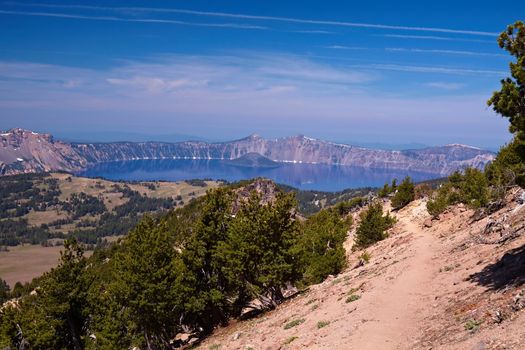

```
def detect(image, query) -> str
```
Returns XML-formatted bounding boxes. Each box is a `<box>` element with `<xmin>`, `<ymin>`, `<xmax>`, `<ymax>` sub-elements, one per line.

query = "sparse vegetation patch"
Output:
<box><xmin>346</xmin><ymin>294</ymin><xmax>361</xmax><ymax>303</ymax></box>
<box><xmin>284</xmin><ymin>318</ymin><xmax>305</xmax><ymax>330</ymax></box>
<box><xmin>317</xmin><ymin>320</ymin><xmax>330</xmax><ymax>329</ymax></box>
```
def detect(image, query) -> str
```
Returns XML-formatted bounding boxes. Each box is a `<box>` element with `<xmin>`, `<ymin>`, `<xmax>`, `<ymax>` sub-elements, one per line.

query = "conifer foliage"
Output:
<box><xmin>296</xmin><ymin>208</ymin><xmax>351</xmax><ymax>285</ymax></box>
<box><xmin>426</xmin><ymin>168</ymin><xmax>489</xmax><ymax>217</ymax></box>
<box><xmin>0</xmin><ymin>184</ymin><xmax>351</xmax><ymax>349</ymax></box>
<box><xmin>488</xmin><ymin>21</ymin><xmax>525</xmax><ymax>188</ymax></box>
<box><xmin>0</xmin><ymin>239</ymin><xmax>87</xmax><ymax>349</ymax></box>
<box><xmin>109</xmin><ymin>216</ymin><xmax>183</xmax><ymax>349</ymax></box>
<box><xmin>0</xmin><ymin>279</ymin><xmax>8</xmax><ymax>305</ymax></box>
<box><xmin>354</xmin><ymin>202</ymin><xmax>396</xmax><ymax>249</ymax></box>
<box><xmin>391</xmin><ymin>176</ymin><xmax>415</xmax><ymax>210</ymax></box>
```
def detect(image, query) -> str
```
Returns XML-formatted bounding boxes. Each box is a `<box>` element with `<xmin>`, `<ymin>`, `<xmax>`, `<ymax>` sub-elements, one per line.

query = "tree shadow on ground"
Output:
<box><xmin>469</xmin><ymin>243</ymin><xmax>525</xmax><ymax>290</ymax></box>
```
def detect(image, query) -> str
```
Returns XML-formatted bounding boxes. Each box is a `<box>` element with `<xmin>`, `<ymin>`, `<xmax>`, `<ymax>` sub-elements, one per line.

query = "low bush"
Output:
<box><xmin>346</xmin><ymin>294</ymin><xmax>361</xmax><ymax>303</ymax></box>
<box><xmin>317</xmin><ymin>320</ymin><xmax>330</xmax><ymax>329</ymax></box>
<box><xmin>284</xmin><ymin>319</ymin><xmax>305</xmax><ymax>330</ymax></box>
<box><xmin>426</xmin><ymin>168</ymin><xmax>489</xmax><ymax>217</ymax></box>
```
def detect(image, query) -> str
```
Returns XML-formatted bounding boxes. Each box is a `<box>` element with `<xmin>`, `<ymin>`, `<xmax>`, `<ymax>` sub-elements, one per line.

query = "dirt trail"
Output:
<box><xmin>349</xmin><ymin>209</ymin><xmax>438</xmax><ymax>349</ymax></box>
<box><xmin>196</xmin><ymin>194</ymin><xmax>525</xmax><ymax>350</ymax></box>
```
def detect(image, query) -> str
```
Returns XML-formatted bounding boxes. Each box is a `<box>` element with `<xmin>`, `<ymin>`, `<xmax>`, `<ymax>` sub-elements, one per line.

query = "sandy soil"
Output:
<box><xmin>196</xmin><ymin>189</ymin><xmax>525</xmax><ymax>350</ymax></box>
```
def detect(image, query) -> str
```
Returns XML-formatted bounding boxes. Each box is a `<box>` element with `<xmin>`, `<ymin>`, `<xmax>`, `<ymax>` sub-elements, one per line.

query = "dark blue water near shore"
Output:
<box><xmin>77</xmin><ymin>159</ymin><xmax>441</xmax><ymax>192</ymax></box>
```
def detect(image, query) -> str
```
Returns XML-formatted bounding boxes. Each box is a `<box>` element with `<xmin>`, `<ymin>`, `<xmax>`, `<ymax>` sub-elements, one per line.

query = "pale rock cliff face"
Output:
<box><xmin>73</xmin><ymin>134</ymin><xmax>494</xmax><ymax>175</ymax></box>
<box><xmin>0</xmin><ymin>129</ymin><xmax>86</xmax><ymax>175</ymax></box>
<box><xmin>0</xmin><ymin>129</ymin><xmax>495</xmax><ymax>176</ymax></box>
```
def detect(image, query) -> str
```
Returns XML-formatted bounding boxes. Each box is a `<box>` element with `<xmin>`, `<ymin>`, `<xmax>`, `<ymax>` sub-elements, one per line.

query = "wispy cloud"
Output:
<box><xmin>106</xmin><ymin>77</ymin><xmax>208</xmax><ymax>93</ymax></box>
<box><xmin>378</xmin><ymin>34</ymin><xmax>495</xmax><ymax>43</ymax></box>
<box><xmin>324</xmin><ymin>45</ymin><xmax>368</xmax><ymax>50</ymax></box>
<box><xmin>0</xmin><ymin>54</ymin><xmax>376</xmax><ymax>99</ymax></box>
<box><xmin>386</xmin><ymin>47</ymin><xmax>506</xmax><ymax>57</ymax></box>
<box><xmin>322</xmin><ymin>45</ymin><xmax>505</xmax><ymax>60</ymax></box>
<box><xmin>0</xmin><ymin>54</ymin><xmax>509</xmax><ymax>147</ymax></box>
<box><xmin>0</xmin><ymin>9</ymin><xmax>269</xmax><ymax>30</ymax></box>
<box><xmin>3</xmin><ymin>2</ymin><xmax>499</xmax><ymax>37</ymax></box>
<box><xmin>425</xmin><ymin>82</ymin><xmax>465</xmax><ymax>90</ymax></box>
<box><xmin>362</xmin><ymin>63</ymin><xmax>505</xmax><ymax>76</ymax></box>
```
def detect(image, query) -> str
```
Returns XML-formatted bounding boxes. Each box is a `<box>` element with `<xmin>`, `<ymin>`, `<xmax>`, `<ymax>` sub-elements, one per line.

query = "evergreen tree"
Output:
<box><xmin>84</xmin><ymin>244</ymin><xmax>133</xmax><ymax>349</ymax></box>
<box><xmin>488</xmin><ymin>21</ymin><xmax>525</xmax><ymax>188</ymax></box>
<box><xmin>0</xmin><ymin>278</ymin><xmax>9</xmax><ymax>304</ymax></box>
<box><xmin>109</xmin><ymin>216</ymin><xmax>183</xmax><ymax>350</ymax></box>
<box><xmin>391</xmin><ymin>176</ymin><xmax>415</xmax><ymax>210</ymax></box>
<box><xmin>488</xmin><ymin>21</ymin><xmax>525</xmax><ymax>139</ymax></box>
<box><xmin>0</xmin><ymin>239</ymin><xmax>88</xmax><ymax>349</ymax></box>
<box><xmin>217</xmin><ymin>191</ymin><xmax>300</xmax><ymax>313</ymax></box>
<box><xmin>354</xmin><ymin>202</ymin><xmax>396</xmax><ymax>249</ymax></box>
<box><xmin>460</xmin><ymin>168</ymin><xmax>489</xmax><ymax>208</ymax></box>
<box><xmin>297</xmin><ymin>208</ymin><xmax>350</xmax><ymax>285</ymax></box>
<box><xmin>180</xmin><ymin>188</ymin><xmax>234</xmax><ymax>333</ymax></box>
<box><xmin>378</xmin><ymin>178</ymin><xmax>398</xmax><ymax>197</ymax></box>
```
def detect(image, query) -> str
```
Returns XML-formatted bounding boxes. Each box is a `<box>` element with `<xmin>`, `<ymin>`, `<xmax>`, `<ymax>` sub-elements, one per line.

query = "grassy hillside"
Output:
<box><xmin>0</xmin><ymin>172</ymin><xmax>222</xmax><ymax>246</ymax></box>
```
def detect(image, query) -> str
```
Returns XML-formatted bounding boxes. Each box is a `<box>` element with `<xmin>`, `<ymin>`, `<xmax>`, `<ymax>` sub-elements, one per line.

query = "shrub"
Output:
<box><xmin>283</xmin><ymin>319</ymin><xmax>305</xmax><ymax>329</ymax></box>
<box><xmin>486</xmin><ymin>137</ymin><xmax>525</xmax><ymax>189</ymax></box>
<box><xmin>359</xmin><ymin>251</ymin><xmax>371</xmax><ymax>264</ymax></box>
<box><xmin>346</xmin><ymin>294</ymin><xmax>361</xmax><ymax>303</ymax></box>
<box><xmin>334</xmin><ymin>197</ymin><xmax>365</xmax><ymax>215</ymax></box>
<box><xmin>284</xmin><ymin>336</ymin><xmax>298</xmax><ymax>345</ymax></box>
<box><xmin>426</xmin><ymin>168</ymin><xmax>490</xmax><ymax>217</ymax></box>
<box><xmin>391</xmin><ymin>176</ymin><xmax>415</xmax><ymax>210</ymax></box>
<box><xmin>317</xmin><ymin>320</ymin><xmax>330</xmax><ymax>329</ymax></box>
<box><xmin>464</xmin><ymin>319</ymin><xmax>483</xmax><ymax>332</ymax></box>
<box><xmin>426</xmin><ymin>188</ymin><xmax>450</xmax><ymax>218</ymax></box>
<box><xmin>354</xmin><ymin>202</ymin><xmax>396</xmax><ymax>249</ymax></box>
<box><xmin>460</xmin><ymin>168</ymin><xmax>489</xmax><ymax>208</ymax></box>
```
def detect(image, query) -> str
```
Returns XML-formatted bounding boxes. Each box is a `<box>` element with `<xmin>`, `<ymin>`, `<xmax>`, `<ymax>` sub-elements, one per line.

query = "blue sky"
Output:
<box><xmin>0</xmin><ymin>1</ymin><xmax>522</xmax><ymax>149</ymax></box>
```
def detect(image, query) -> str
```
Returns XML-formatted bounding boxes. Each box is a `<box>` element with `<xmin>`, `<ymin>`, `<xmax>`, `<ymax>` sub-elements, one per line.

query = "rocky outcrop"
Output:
<box><xmin>0</xmin><ymin>129</ymin><xmax>495</xmax><ymax>176</ymax></box>
<box><xmin>0</xmin><ymin>128</ymin><xmax>86</xmax><ymax>175</ymax></box>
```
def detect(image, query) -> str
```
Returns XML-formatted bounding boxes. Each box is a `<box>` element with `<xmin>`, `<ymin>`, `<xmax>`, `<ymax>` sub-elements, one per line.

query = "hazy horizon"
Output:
<box><xmin>1</xmin><ymin>1</ymin><xmax>522</xmax><ymax>149</ymax></box>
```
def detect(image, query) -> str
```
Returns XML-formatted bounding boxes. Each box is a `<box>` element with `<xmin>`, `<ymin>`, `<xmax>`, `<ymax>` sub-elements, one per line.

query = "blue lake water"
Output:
<box><xmin>77</xmin><ymin>159</ymin><xmax>441</xmax><ymax>192</ymax></box>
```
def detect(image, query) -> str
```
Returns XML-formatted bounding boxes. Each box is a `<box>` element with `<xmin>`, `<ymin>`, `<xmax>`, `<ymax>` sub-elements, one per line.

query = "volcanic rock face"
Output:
<box><xmin>0</xmin><ymin>129</ymin><xmax>87</xmax><ymax>175</ymax></box>
<box><xmin>0</xmin><ymin>129</ymin><xmax>495</xmax><ymax>176</ymax></box>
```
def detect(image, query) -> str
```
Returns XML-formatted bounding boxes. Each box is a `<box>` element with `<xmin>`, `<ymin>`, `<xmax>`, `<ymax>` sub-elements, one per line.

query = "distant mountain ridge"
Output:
<box><xmin>0</xmin><ymin>128</ymin><xmax>495</xmax><ymax>176</ymax></box>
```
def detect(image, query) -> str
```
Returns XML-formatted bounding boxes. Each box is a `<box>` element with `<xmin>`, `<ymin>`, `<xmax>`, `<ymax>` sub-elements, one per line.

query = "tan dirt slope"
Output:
<box><xmin>196</xmin><ymin>188</ymin><xmax>525</xmax><ymax>350</ymax></box>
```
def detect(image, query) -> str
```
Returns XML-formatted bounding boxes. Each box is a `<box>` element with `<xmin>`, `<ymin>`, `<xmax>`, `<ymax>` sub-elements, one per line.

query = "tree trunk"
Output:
<box><xmin>67</xmin><ymin>315</ymin><xmax>82</xmax><ymax>350</ymax></box>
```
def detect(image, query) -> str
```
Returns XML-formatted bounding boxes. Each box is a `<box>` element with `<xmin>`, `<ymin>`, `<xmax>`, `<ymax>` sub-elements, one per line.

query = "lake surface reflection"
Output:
<box><xmin>78</xmin><ymin>159</ymin><xmax>441</xmax><ymax>192</ymax></box>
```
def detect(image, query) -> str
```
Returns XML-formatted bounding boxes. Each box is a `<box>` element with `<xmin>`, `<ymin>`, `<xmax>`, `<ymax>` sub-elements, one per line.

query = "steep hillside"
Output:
<box><xmin>0</xmin><ymin>129</ymin><xmax>494</xmax><ymax>176</ymax></box>
<box><xmin>195</xmin><ymin>188</ymin><xmax>525</xmax><ymax>350</ymax></box>
<box><xmin>0</xmin><ymin>129</ymin><xmax>86</xmax><ymax>175</ymax></box>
